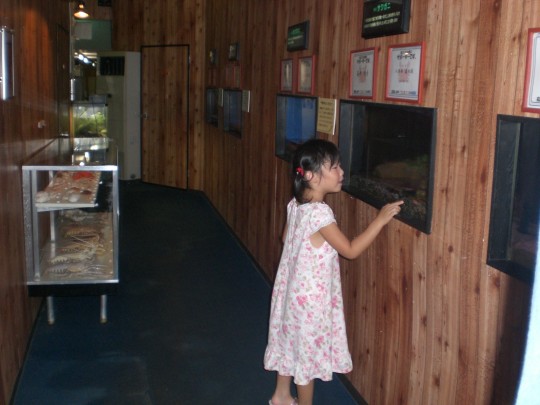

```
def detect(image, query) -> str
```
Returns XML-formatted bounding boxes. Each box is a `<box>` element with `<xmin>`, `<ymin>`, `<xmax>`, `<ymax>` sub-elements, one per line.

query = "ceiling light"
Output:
<box><xmin>74</xmin><ymin>1</ymin><xmax>89</xmax><ymax>19</ymax></box>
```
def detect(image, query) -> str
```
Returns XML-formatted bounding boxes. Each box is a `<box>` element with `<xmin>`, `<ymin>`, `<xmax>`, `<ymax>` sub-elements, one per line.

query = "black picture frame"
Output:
<box><xmin>228</xmin><ymin>42</ymin><xmax>240</xmax><ymax>61</ymax></box>
<box><xmin>205</xmin><ymin>87</ymin><xmax>219</xmax><ymax>127</ymax></box>
<box><xmin>487</xmin><ymin>115</ymin><xmax>540</xmax><ymax>285</ymax></box>
<box><xmin>223</xmin><ymin>89</ymin><xmax>242</xmax><ymax>137</ymax></box>
<box><xmin>287</xmin><ymin>21</ymin><xmax>310</xmax><ymax>52</ymax></box>
<box><xmin>209</xmin><ymin>49</ymin><xmax>217</xmax><ymax>65</ymax></box>
<box><xmin>361</xmin><ymin>0</ymin><xmax>411</xmax><ymax>39</ymax></box>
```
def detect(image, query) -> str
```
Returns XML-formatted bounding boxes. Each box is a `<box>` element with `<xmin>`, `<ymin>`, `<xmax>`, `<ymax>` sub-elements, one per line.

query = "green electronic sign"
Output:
<box><xmin>362</xmin><ymin>0</ymin><xmax>411</xmax><ymax>39</ymax></box>
<box><xmin>287</xmin><ymin>21</ymin><xmax>310</xmax><ymax>51</ymax></box>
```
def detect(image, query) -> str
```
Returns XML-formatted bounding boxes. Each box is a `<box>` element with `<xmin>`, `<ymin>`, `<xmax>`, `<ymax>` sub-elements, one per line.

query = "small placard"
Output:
<box><xmin>218</xmin><ymin>88</ymin><xmax>224</xmax><ymax>107</ymax></box>
<box><xmin>316</xmin><ymin>98</ymin><xmax>337</xmax><ymax>135</ymax></box>
<box><xmin>362</xmin><ymin>0</ymin><xmax>411</xmax><ymax>39</ymax></box>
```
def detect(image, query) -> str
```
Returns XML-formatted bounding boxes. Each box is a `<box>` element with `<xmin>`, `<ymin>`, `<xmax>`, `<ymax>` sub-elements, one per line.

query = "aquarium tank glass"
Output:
<box><xmin>73</xmin><ymin>102</ymin><xmax>108</xmax><ymax>137</ymax></box>
<box><xmin>275</xmin><ymin>95</ymin><xmax>317</xmax><ymax>161</ymax></box>
<box><xmin>338</xmin><ymin>100</ymin><xmax>437</xmax><ymax>233</ymax></box>
<box><xmin>487</xmin><ymin>115</ymin><xmax>540</xmax><ymax>285</ymax></box>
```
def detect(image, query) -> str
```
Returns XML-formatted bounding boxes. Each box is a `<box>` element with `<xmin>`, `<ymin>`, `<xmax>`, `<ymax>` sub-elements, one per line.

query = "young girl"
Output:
<box><xmin>264</xmin><ymin>139</ymin><xmax>403</xmax><ymax>405</ymax></box>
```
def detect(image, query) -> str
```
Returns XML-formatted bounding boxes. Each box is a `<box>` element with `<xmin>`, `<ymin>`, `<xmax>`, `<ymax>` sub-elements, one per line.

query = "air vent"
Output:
<box><xmin>99</xmin><ymin>56</ymin><xmax>125</xmax><ymax>75</ymax></box>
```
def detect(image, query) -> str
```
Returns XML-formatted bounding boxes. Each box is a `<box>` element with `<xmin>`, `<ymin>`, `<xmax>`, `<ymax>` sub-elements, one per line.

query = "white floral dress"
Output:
<box><xmin>264</xmin><ymin>199</ymin><xmax>353</xmax><ymax>385</ymax></box>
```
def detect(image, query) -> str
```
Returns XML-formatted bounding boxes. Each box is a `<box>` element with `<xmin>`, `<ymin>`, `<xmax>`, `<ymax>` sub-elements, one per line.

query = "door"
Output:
<box><xmin>141</xmin><ymin>45</ymin><xmax>189</xmax><ymax>188</ymax></box>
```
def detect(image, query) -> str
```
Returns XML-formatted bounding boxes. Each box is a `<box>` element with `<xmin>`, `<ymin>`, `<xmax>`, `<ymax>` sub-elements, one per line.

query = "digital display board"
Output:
<box><xmin>361</xmin><ymin>0</ymin><xmax>411</xmax><ymax>39</ymax></box>
<box><xmin>287</xmin><ymin>21</ymin><xmax>310</xmax><ymax>51</ymax></box>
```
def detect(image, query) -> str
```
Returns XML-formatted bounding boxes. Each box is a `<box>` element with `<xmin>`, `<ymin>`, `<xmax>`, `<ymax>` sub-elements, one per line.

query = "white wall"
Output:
<box><xmin>515</xmin><ymin>226</ymin><xmax>540</xmax><ymax>404</ymax></box>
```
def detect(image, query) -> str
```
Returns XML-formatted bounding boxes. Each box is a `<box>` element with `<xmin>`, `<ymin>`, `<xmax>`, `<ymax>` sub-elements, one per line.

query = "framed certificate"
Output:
<box><xmin>280</xmin><ymin>58</ymin><xmax>294</xmax><ymax>92</ymax></box>
<box><xmin>523</xmin><ymin>28</ymin><xmax>540</xmax><ymax>113</ymax></box>
<box><xmin>228</xmin><ymin>42</ymin><xmax>240</xmax><ymax>61</ymax></box>
<box><xmin>385</xmin><ymin>42</ymin><xmax>425</xmax><ymax>104</ymax></box>
<box><xmin>349</xmin><ymin>48</ymin><xmax>378</xmax><ymax>99</ymax></box>
<box><xmin>297</xmin><ymin>55</ymin><xmax>315</xmax><ymax>95</ymax></box>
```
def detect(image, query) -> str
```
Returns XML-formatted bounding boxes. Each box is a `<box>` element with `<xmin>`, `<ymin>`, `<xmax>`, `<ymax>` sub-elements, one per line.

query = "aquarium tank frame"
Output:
<box><xmin>338</xmin><ymin>100</ymin><xmax>437</xmax><ymax>234</ymax></box>
<box><xmin>487</xmin><ymin>114</ymin><xmax>540</xmax><ymax>285</ymax></box>
<box><xmin>275</xmin><ymin>94</ymin><xmax>318</xmax><ymax>162</ymax></box>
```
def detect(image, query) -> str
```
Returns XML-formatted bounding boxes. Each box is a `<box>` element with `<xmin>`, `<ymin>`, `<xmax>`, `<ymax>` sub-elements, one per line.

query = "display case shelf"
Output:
<box><xmin>35</xmin><ymin>170</ymin><xmax>101</xmax><ymax>211</ymax></box>
<box><xmin>22</xmin><ymin>138</ymin><xmax>119</xmax><ymax>323</ymax></box>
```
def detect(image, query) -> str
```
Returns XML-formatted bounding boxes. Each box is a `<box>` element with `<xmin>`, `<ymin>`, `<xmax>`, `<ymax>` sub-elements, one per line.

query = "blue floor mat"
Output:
<box><xmin>12</xmin><ymin>182</ymin><xmax>360</xmax><ymax>405</ymax></box>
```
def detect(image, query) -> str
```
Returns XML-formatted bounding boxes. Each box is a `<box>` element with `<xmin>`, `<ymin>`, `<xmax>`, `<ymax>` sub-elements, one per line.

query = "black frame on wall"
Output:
<box><xmin>487</xmin><ymin>115</ymin><xmax>540</xmax><ymax>285</ymax></box>
<box><xmin>223</xmin><ymin>89</ymin><xmax>242</xmax><ymax>137</ymax></box>
<box><xmin>205</xmin><ymin>87</ymin><xmax>219</xmax><ymax>127</ymax></box>
<box><xmin>338</xmin><ymin>100</ymin><xmax>437</xmax><ymax>234</ymax></box>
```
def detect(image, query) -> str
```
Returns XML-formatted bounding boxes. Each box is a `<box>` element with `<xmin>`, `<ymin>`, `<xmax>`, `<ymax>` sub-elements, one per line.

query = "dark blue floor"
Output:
<box><xmin>12</xmin><ymin>181</ymin><xmax>360</xmax><ymax>405</ymax></box>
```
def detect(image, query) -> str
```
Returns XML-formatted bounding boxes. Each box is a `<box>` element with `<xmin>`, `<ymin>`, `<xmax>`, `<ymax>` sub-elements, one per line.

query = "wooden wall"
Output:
<box><xmin>0</xmin><ymin>0</ymin><xmax>69</xmax><ymax>403</ymax></box>
<box><xmin>0</xmin><ymin>0</ymin><xmax>537</xmax><ymax>404</ymax></box>
<box><xmin>111</xmin><ymin>0</ymin><xmax>206</xmax><ymax>189</ymax></box>
<box><xmin>199</xmin><ymin>0</ymin><xmax>538</xmax><ymax>404</ymax></box>
<box><xmin>0</xmin><ymin>0</ymin><xmax>206</xmax><ymax>401</ymax></box>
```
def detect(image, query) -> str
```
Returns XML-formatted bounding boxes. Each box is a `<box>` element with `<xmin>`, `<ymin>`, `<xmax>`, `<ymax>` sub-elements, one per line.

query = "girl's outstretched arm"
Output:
<box><xmin>318</xmin><ymin>200</ymin><xmax>403</xmax><ymax>260</ymax></box>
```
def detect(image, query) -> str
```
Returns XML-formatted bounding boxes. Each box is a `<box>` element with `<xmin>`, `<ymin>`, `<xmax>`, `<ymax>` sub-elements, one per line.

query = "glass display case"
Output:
<box><xmin>22</xmin><ymin>138</ymin><xmax>119</xmax><ymax>323</ymax></box>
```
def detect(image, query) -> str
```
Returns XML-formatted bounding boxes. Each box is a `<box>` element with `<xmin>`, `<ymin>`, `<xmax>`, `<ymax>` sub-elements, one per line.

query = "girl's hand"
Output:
<box><xmin>376</xmin><ymin>200</ymin><xmax>404</xmax><ymax>225</ymax></box>
<box><xmin>319</xmin><ymin>200</ymin><xmax>404</xmax><ymax>260</ymax></box>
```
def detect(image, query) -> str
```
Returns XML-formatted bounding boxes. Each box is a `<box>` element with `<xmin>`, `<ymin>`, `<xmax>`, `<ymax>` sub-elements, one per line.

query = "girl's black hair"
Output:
<box><xmin>292</xmin><ymin>139</ymin><xmax>340</xmax><ymax>203</ymax></box>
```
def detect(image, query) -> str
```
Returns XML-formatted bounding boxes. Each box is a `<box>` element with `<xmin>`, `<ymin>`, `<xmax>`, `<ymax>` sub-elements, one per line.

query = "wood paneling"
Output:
<box><xmin>0</xmin><ymin>1</ymin><xmax>69</xmax><ymax>403</ymax></box>
<box><xmin>201</xmin><ymin>0</ymin><xmax>536</xmax><ymax>404</ymax></box>
<box><xmin>1</xmin><ymin>0</ymin><xmax>536</xmax><ymax>404</ymax></box>
<box><xmin>141</xmin><ymin>45</ymin><xmax>189</xmax><ymax>188</ymax></box>
<box><xmin>112</xmin><ymin>0</ymin><xmax>206</xmax><ymax>190</ymax></box>
<box><xmin>0</xmin><ymin>1</ymin><xmax>203</xmax><ymax>401</ymax></box>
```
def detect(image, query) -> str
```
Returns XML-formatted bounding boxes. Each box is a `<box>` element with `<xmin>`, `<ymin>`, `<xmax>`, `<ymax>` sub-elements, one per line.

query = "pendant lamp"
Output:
<box><xmin>74</xmin><ymin>1</ymin><xmax>89</xmax><ymax>19</ymax></box>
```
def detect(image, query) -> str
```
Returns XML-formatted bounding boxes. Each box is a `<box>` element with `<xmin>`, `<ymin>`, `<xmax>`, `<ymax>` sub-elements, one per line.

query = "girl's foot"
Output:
<box><xmin>268</xmin><ymin>398</ymin><xmax>298</xmax><ymax>405</ymax></box>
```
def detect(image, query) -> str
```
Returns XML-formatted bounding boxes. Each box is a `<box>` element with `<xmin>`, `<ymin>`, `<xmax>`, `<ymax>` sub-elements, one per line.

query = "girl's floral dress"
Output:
<box><xmin>264</xmin><ymin>199</ymin><xmax>352</xmax><ymax>385</ymax></box>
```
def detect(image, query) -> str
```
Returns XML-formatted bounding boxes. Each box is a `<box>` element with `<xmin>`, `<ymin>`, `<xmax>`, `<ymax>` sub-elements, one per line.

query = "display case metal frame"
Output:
<box><xmin>22</xmin><ymin>137</ymin><xmax>119</xmax><ymax>323</ymax></box>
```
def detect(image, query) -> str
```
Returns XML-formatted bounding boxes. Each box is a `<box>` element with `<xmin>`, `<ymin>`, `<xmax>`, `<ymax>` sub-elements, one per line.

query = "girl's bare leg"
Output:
<box><xmin>296</xmin><ymin>380</ymin><xmax>314</xmax><ymax>405</ymax></box>
<box><xmin>270</xmin><ymin>374</ymin><xmax>296</xmax><ymax>404</ymax></box>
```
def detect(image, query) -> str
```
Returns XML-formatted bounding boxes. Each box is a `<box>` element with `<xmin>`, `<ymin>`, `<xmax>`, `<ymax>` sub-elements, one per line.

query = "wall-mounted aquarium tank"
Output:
<box><xmin>338</xmin><ymin>100</ymin><xmax>437</xmax><ymax>234</ymax></box>
<box><xmin>275</xmin><ymin>94</ymin><xmax>317</xmax><ymax>161</ymax></box>
<box><xmin>72</xmin><ymin>101</ymin><xmax>108</xmax><ymax>137</ymax></box>
<box><xmin>487</xmin><ymin>115</ymin><xmax>540</xmax><ymax>285</ymax></box>
<box><xmin>223</xmin><ymin>89</ymin><xmax>242</xmax><ymax>137</ymax></box>
<box><xmin>205</xmin><ymin>87</ymin><xmax>219</xmax><ymax>127</ymax></box>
